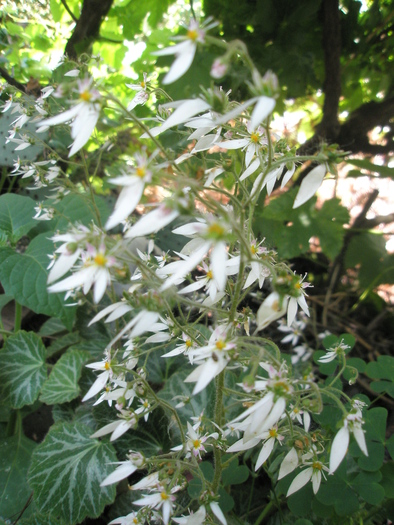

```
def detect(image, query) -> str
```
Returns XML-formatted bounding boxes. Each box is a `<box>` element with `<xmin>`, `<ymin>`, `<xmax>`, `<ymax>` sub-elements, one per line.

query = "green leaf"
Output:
<box><xmin>386</xmin><ymin>435</ymin><xmax>394</xmax><ymax>460</ymax></box>
<box><xmin>39</xmin><ymin>349</ymin><xmax>90</xmax><ymax>405</ymax></box>
<box><xmin>287</xmin><ymin>483</ymin><xmax>313</xmax><ymax>517</ymax></box>
<box><xmin>51</xmin><ymin>194</ymin><xmax>110</xmax><ymax>230</ymax></box>
<box><xmin>357</xmin><ymin>441</ymin><xmax>385</xmax><ymax>471</ymax></box>
<box><xmin>0</xmin><ymin>234</ymin><xmax>76</xmax><ymax>330</ymax></box>
<box><xmin>0</xmin><ymin>331</ymin><xmax>47</xmax><ymax>409</ymax></box>
<box><xmin>28</xmin><ymin>422</ymin><xmax>116</xmax><ymax>524</ymax></box>
<box><xmin>158</xmin><ymin>367</ymin><xmax>215</xmax><ymax>426</ymax></box>
<box><xmin>366</xmin><ymin>355</ymin><xmax>394</xmax><ymax>380</ymax></box>
<box><xmin>0</xmin><ymin>194</ymin><xmax>37</xmax><ymax>243</ymax></box>
<box><xmin>352</xmin><ymin>471</ymin><xmax>385</xmax><ymax>505</ymax></box>
<box><xmin>222</xmin><ymin>458</ymin><xmax>250</xmax><ymax>486</ymax></box>
<box><xmin>346</xmin><ymin>158</ymin><xmax>394</xmax><ymax>178</ymax></box>
<box><xmin>113</xmin><ymin>408</ymin><xmax>171</xmax><ymax>457</ymax></box>
<box><xmin>380</xmin><ymin>462</ymin><xmax>394</xmax><ymax>498</ymax></box>
<box><xmin>316</xmin><ymin>475</ymin><xmax>359</xmax><ymax>516</ymax></box>
<box><xmin>364</xmin><ymin>407</ymin><xmax>387</xmax><ymax>443</ymax></box>
<box><xmin>0</xmin><ymin>435</ymin><xmax>36</xmax><ymax>520</ymax></box>
<box><xmin>20</xmin><ymin>512</ymin><xmax>68</xmax><ymax>525</ymax></box>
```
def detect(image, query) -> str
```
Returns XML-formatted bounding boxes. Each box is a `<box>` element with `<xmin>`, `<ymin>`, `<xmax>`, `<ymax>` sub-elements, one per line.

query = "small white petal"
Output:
<box><xmin>352</xmin><ymin>426</ymin><xmax>368</xmax><ymax>456</ymax></box>
<box><xmin>293</xmin><ymin>165</ymin><xmax>326</xmax><ymax>209</ymax></box>
<box><xmin>329</xmin><ymin>425</ymin><xmax>349</xmax><ymax>474</ymax></box>
<box><xmin>100</xmin><ymin>462</ymin><xmax>138</xmax><ymax>486</ymax></box>
<box><xmin>82</xmin><ymin>371</ymin><xmax>110</xmax><ymax>402</ymax></box>
<box><xmin>255</xmin><ymin>438</ymin><xmax>275</xmax><ymax>470</ymax></box>
<box><xmin>286</xmin><ymin>467</ymin><xmax>313</xmax><ymax>497</ymax></box>
<box><xmin>210</xmin><ymin>502</ymin><xmax>227</xmax><ymax>525</ymax></box>
<box><xmin>250</xmin><ymin>96</ymin><xmax>276</xmax><ymax>130</ymax></box>
<box><xmin>278</xmin><ymin>448</ymin><xmax>299</xmax><ymax>480</ymax></box>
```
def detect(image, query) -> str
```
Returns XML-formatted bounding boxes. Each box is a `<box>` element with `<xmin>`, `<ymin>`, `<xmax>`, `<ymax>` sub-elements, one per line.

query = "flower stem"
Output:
<box><xmin>14</xmin><ymin>301</ymin><xmax>22</xmax><ymax>332</ymax></box>
<box><xmin>212</xmin><ymin>370</ymin><xmax>225</xmax><ymax>492</ymax></box>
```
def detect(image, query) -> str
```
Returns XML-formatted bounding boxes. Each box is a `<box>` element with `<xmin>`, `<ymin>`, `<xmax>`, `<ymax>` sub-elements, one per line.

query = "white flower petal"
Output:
<box><xmin>286</xmin><ymin>467</ymin><xmax>313</xmax><ymax>497</ymax></box>
<box><xmin>255</xmin><ymin>438</ymin><xmax>275</xmax><ymax>470</ymax></box>
<box><xmin>329</xmin><ymin>425</ymin><xmax>349</xmax><ymax>473</ymax></box>
<box><xmin>278</xmin><ymin>448</ymin><xmax>299</xmax><ymax>480</ymax></box>
<box><xmin>293</xmin><ymin>164</ymin><xmax>326</xmax><ymax>209</ymax></box>
<box><xmin>250</xmin><ymin>96</ymin><xmax>276</xmax><ymax>130</ymax></box>
<box><xmin>210</xmin><ymin>502</ymin><xmax>227</xmax><ymax>525</ymax></box>
<box><xmin>100</xmin><ymin>462</ymin><xmax>138</xmax><ymax>486</ymax></box>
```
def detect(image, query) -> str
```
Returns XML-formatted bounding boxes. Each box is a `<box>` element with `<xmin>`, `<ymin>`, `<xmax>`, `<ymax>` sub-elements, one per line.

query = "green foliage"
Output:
<box><xmin>0</xmin><ymin>434</ymin><xmax>36</xmax><ymax>521</ymax></box>
<box><xmin>0</xmin><ymin>194</ymin><xmax>37</xmax><ymax>243</ymax></box>
<box><xmin>0</xmin><ymin>235</ymin><xmax>76</xmax><ymax>330</ymax></box>
<box><xmin>255</xmin><ymin>188</ymin><xmax>349</xmax><ymax>260</ymax></box>
<box><xmin>28</xmin><ymin>422</ymin><xmax>117</xmax><ymax>524</ymax></box>
<box><xmin>0</xmin><ymin>331</ymin><xmax>47</xmax><ymax>409</ymax></box>
<box><xmin>39</xmin><ymin>348</ymin><xmax>90</xmax><ymax>405</ymax></box>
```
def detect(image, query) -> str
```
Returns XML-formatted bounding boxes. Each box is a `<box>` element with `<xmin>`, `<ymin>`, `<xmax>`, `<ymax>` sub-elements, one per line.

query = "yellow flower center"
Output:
<box><xmin>215</xmin><ymin>340</ymin><xmax>226</xmax><ymax>351</ymax></box>
<box><xmin>161</xmin><ymin>491</ymin><xmax>169</xmax><ymax>500</ymax></box>
<box><xmin>295</xmin><ymin>282</ymin><xmax>301</xmax><ymax>289</ymax></box>
<box><xmin>269</xmin><ymin>428</ymin><xmax>278</xmax><ymax>438</ymax></box>
<box><xmin>250</xmin><ymin>132</ymin><xmax>260</xmax><ymax>143</ymax></box>
<box><xmin>94</xmin><ymin>253</ymin><xmax>107</xmax><ymax>266</ymax></box>
<box><xmin>193</xmin><ymin>439</ymin><xmax>201</xmax><ymax>449</ymax></box>
<box><xmin>104</xmin><ymin>362</ymin><xmax>110</xmax><ymax>370</ymax></box>
<box><xmin>187</xmin><ymin>29</ymin><xmax>199</xmax><ymax>41</ymax></box>
<box><xmin>133</xmin><ymin>519</ymin><xmax>138</xmax><ymax>525</ymax></box>
<box><xmin>136</xmin><ymin>166</ymin><xmax>146</xmax><ymax>178</ymax></box>
<box><xmin>250</xmin><ymin>244</ymin><xmax>257</xmax><ymax>255</ymax></box>
<box><xmin>185</xmin><ymin>339</ymin><xmax>192</xmax><ymax>348</ymax></box>
<box><xmin>206</xmin><ymin>270</ymin><xmax>213</xmax><ymax>280</ymax></box>
<box><xmin>313</xmin><ymin>461</ymin><xmax>322</xmax><ymax>470</ymax></box>
<box><xmin>208</xmin><ymin>223</ymin><xmax>225</xmax><ymax>236</ymax></box>
<box><xmin>80</xmin><ymin>90</ymin><xmax>92</xmax><ymax>102</ymax></box>
<box><xmin>140</xmin><ymin>81</ymin><xmax>146</xmax><ymax>88</ymax></box>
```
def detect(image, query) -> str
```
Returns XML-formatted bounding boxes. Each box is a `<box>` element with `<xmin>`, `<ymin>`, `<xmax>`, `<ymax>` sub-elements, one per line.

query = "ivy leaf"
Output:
<box><xmin>158</xmin><ymin>367</ymin><xmax>215</xmax><ymax>426</ymax></box>
<box><xmin>0</xmin><ymin>234</ymin><xmax>76</xmax><ymax>330</ymax></box>
<box><xmin>20</xmin><ymin>512</ymin><xmax>68</xmax><ymax>525</ymax></box>
<box><xmin>28</xmin><ymin>422</ymin><xmax>117</xmax><ymax>524</ymax></box>
<box><xmin>0</xmin><ymin>435</ymin><xmax>36</xmax><ymax>521</ymax></box>
<box><xmin>0</xmin><ymin>194</ymin><xmax>37</xmax><ymax>243</ymax></box>
<box><xmin>0</xmin><ymin>331</ymin><xmax>47</xmax><ymax>409</ymax></box>
<box><xmin>39</xmin><ymin>348</ymin><xmax>90</xmax><ymax>405</ymax></box>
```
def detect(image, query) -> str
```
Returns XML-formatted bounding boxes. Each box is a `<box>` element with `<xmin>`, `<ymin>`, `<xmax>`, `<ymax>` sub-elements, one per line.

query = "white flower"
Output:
<box><xmin>90</xmin><ymin>409</ymin><xmax>137</xmax><ymax>441</ymax></box>
<box><xmin>48</xmin><ymin>243</ymin><xmax>116</xmax><ymax>303</ymax></box>
<box><xmin>329</xmin><ymin>405</ymin><xmax>368</xmax><ymax>474</ymax></box>
<box><xmin>172</xmin><ymin>421</ymin><xmax>218</xmax><ymax>459</ymax></box>
<box><xmin>133</xmin><ymin>485</ymin><xmax>180</xmax><ymax>525</ymax></box>
<box><xmin>227</xmin><ymin>425</ymin><xmax>284</xmax><ymax>471</ymax></box>
<box><xmin>105</xmin><ymin>149</ymin><xmax>159</xmax><ymax>230</ymax></box>
<box><xmin>173</xmin><ymin>505</ymin><xmax>206</xmax><ymax>525</ymax></box>
<box><xmin>318</xmin><ymin>339</ymin><xmax>350</xmax><ymax>363</ymax></box>
<box><xmin>160</xmin><ymin>219</ymin><xmax>230</xmax><ymax>292</ymax></box>
<box><xmin>185</xmin><ymin>326</ymin><xmax>236</xmax><ymax>394</ymax></box>
<box><xmin>220</xmin><ymin>123</ymin><xmax>267</xmax><ymax>169</ymax></box>
<box><xmin>287</xmin><ymin>460</ymin><xmax>329</xmax><ymax>496</ymax></box>
<box><xmin>126</xmin><ymin>73</ymin><xmax>149</xmax><ymax>111</ymax></box>
<box><xmin>100</xmin><ymin>452</ymin><xmax>145</xmax><ymax>486</ymax></box>
<box><xmin>39</xmin><ymin>78</ymin><xmax>100</xmax><ymax>157</ymax></box>
<box><xmin>153</xmin><ymin>19</ymin><xmax>216</xmax><ymax>84</ymax></box>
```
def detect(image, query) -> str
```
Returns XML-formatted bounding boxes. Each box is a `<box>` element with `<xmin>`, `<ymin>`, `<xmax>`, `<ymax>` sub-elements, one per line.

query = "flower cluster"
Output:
<box><xmin>4</xmin><ymin>15</ymin><xmax>368</xmax><ymax>525</ymax></box>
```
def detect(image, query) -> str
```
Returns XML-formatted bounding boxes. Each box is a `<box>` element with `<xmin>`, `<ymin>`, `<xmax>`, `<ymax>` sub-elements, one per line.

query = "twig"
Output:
<box><xmin>60</xmin><ymin>0</ymin><xmax>78</xmax><ymax>22</ymax></box>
